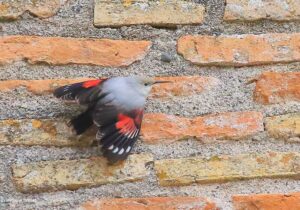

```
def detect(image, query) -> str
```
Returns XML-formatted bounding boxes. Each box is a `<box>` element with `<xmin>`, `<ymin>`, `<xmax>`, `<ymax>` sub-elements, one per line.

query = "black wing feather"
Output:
<box><xmin>92</xmin><ymin>103</ymin><xmax>143</xmax><ymax>163</ymax></box>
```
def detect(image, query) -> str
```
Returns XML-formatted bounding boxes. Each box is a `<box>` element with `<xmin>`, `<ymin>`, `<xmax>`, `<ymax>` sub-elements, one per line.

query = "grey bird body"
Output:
<box><xmin>101</xmin><ymin>76</ymin><xmax>150</xmax><ymax>111</ymax></box>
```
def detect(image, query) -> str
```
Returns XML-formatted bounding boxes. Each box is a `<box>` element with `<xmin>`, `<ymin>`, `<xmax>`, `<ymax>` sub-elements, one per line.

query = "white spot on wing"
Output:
<box><xmin>108</xmin><ymin>145</ymin><xmax>114</xmax><ymax>150</ymax></box>
<box><xmin>112</xmin><ymin>147</ymin><xmax>119</xmax><ymax>153</ymax></box>
<box><xmin>93</xmin><ymin>120</ymin><xmax>101</xmax><ymax>127</ymax></box>
<box><xmin>126</xmin><ymin>146</ymin><xmax>131</xmax><ymax>153</ymax></box>
<box><xmin>118</xmin><ymin>148</ymin><xmax>124</xmax><ymax>155</ymax></box>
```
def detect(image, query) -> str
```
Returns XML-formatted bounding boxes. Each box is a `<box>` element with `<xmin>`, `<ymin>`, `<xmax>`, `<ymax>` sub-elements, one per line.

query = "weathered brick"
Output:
<box><xmin>0</xmin><ymin>76</ymin><xmax>220</xmax><ymax>98</ymax></box>
<box><xmin>233</xmin><ymin>193</ymin><xmax>300</xmax><ymax>210</ymax></box>
<box><xmin>151</xmin><ymin>76</ymin><xmax>220</xmax><ymax>99</ymax></box>
<box><xmin>81</xmin><ymin>197</ymin><xmax>218</xmax><ymax>210</ymax></box>
<box><xmin>154</xmin><ymin>152</ymin><xmax>300</xmax><ymax>186</ymax></box>
<box><xmin>0</xmin><ymin>36</ymin><xmax>151</xmax><ymax>67</ymax></box>
<box><xmin>12</xmin><ymin>153</ymin><xmax>153</xmax><ymax>193</ymax></box>
<box><xmin>252</xmin><ymin>72</ymin><xmax>300</xmax><ymax>104</ymax></box>
<box><xmin>266</xmin><ymin>113</ymin><xmax>300</xmax><ymax>142</ymax></box>
<box><xmin>0</xmin><ymin>0</ymin><xmax>67</xmax><ymax>20</ymax></box>
<box><xmin>141</xmin><ymin>112</ymin><xmax>263</xmax><ymax>144</ymax></box>
<box><xmin>177</xmin><ymin>33</ymin><xmax>300</xmax><ymax>66</ymax></box>
<box><xmin>0</xmin><ymin>118</ymin><xmax>95</xmax><ymax>147</ymax></box>
<box><xmin>224</xmin><ymin>0</ymin><xmax>300</xmax><ymax>22</ymax></box>
<box><xmin>0</xmin><ymin>78</ymin><xmax>90</xmax><ymax>95</ymax></box>
<box><xmin>0</xmin><ymin>111</ymin><xmax>263</xmax><ymax>147</ymax></box>
<box><xmin>94</xmin><ymin>0</ymin><xmax>205</xmax><ymax>27</ymax></box>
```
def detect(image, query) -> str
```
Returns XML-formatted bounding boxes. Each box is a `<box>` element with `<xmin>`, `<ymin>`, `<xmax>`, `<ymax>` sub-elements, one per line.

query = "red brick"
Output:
<box><xmin>233</xmin><ymin>193</ymin><xmax>300</xmax><ymax>210</ymax></box>
<box><xmin>252</xmin><ymin>72</ymin><xmax>300</xmax><ymax>104</ymax></box>
<box><xmin>0</xmin><ymin>111</ymin><xmax>263</xmax><ymax>147</ymax></box>
<box><xmin>81</xmin><ymin>197</ymin><xmax>218</xmax><ymax>210</ymax></box>
<box><xmin>0</xmin><ymin>36</ymin><xmax>151</xmax><ymax>67</ymax></box>
<box><xmin>141</xmin><ymin>111</ymin><xmax>264</xmax><ymax>144</ymax></box>
<box><xmin>0</xmin><ymin>76</ymin><xmax>219</xmax><ymax>98</ymax></box>
<box><xmin>0</xmin><ymin>78</ymin><xmax>90</xmax><ymax>95</ymax></box>
<box><xmin>177</xmin><ymin>33</ymin><xmax>300</xmax><ymax>66</ymax></box>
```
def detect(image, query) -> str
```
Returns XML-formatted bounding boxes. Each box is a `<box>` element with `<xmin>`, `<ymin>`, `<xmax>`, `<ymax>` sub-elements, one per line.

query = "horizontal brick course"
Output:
<box><xmin>81</xmin><ymin>197</ymin><xmax>218</xmax><ymax>210</ymax></box>
<box><xmin>12</xmin><ymin>153</ymin><xmax>153</xmax><ymax>193</ymax></box>
<box><xmin>0</xmin><ymin>0</ymin><xmax>66</xmax><ymax>20</ymax></box>
<box><xmin>266</xmin><ymin>113</ymin><xmax>300</xmax><ymax>142</ymax></box>
<box><xmin>252</xmin><ymin>72</ymin><xmax>300</xmax><ymax>104</ymax></box>
<box><xmin>0</xmin><ymin>76</ymin><xmax>220</xmax><ymax>98</ymax></box>
<box><xmin>94</xmin><ymin>0</ymin><xmax>205</xmax><ymax>27</ymax></box>
<box><xmin>233</xmin><ymin>192</ymin><xmax>300</xmax><ymax>210</ymax></box>
<box><xmin>142</xmin><ymin>112</ymin><xmax>264</xmax><ymax>144</ymax></box>
<box><xmin>224</xmin><ymin>0</ymin><xmax>300</xmax><ymax>22</ymax></box>
<box><xmin>154</xmin><ymin>152</ymin><xmax>300</xmax><ymax>186</ymax></box>
<box><xmin>177</xmin><ymin>33</ymin><xmax>300</xmax><ymax>66</ymax></box>
<box><xmin>0</xmin><ymin>111</ymin><xmax>263</xmax><ymax>147</ymax></box>
<box><xmin>0</xmin><ymin>36</ymin><xmax>151</xmax><ymax>67</ymax></box>
<box><xmin>0</xmin><ymin>78</ymin><xmax>90</xmax><ymax>95</ymax></box>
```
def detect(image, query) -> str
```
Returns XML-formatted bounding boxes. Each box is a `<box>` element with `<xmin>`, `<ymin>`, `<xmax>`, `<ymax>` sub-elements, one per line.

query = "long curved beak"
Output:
<box><xmin>154</xmin><ymin>80</ymin><xmax>172</xmax><ymax>84</ymax></box>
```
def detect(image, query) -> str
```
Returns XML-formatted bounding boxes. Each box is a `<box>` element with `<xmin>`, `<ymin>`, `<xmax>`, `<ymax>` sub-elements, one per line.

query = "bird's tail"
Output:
<box><xmin>69</xmin><ymin>108</ymin><xmax>94</xmax><ymax>135</ymax></box>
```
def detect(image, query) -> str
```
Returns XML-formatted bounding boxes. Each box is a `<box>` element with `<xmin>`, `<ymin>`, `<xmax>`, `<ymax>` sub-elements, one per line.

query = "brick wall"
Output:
<box><xmin>0</xmin><ymin>0</ymin><xmax>299</xmax><ymax>209</ymax></box>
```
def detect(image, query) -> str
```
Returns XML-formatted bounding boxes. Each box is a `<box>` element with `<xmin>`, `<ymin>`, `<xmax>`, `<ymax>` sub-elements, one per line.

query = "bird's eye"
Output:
<box><xmin>144</xmin><ymin>83</ymin><xmax>149</xmax><ymax>86</ymax></box>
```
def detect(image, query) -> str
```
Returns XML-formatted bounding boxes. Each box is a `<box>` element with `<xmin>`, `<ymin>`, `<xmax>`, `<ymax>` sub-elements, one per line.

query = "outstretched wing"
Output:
<box><xmin>53</xmin><ymin>79</ymin><xmax>106</xmax><ymax>104</ymax></box>
<box><xmin>94</xmin><ymin>106</ymin><xmax>144</xmax><ymax>163</ymax></box>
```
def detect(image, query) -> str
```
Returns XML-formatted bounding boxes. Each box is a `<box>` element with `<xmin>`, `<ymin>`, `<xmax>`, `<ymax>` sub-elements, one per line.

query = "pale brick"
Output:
<box><xmin>94</xmin><ymin>0</ymin><xmax>205</xmax><ymax>27</ymax></box>
<box><xmin>154</xmin><ymin>152</ymin><xmax>300</xmax><ymax>186</ymax></box>
<box><xmin>252</xmin><ymin>72</ymin><xmax>300</xmax><ymax>104</ymax></box>
<box><xmin>177</xmin><ymin>33</ymin><xmax>300</xmax><ymax>66</ymax></box>
<box><xmin>81</xmin><ymin>197</ymin><xmax>218</xmax><ymax>210</ymax></box>
<box><xmin>266</xmin><ymin>113</ymin><xmax>300</xmax><ymax>142</ymax></box>
<box><xmin>0</xmin><ymin>118</ymin><xmax>95</xmax><ymax>147</ymax></box>
<box><xmin>233</xmin><ymin>193</ymin><xmax>300</xmax><ymax>210</ymax></box>
<box><xmin>0</xmin><ymin>36</ymin><xmax>151</xmax><ymax>67</ymax></box>
<box><xmin>224</xmin><ymin>0</ymin><xmax>300</xmax><ymax>22</ymax></box>
<box><xmin>0</xmin><ymin>0</ymin><xmax>67</xmax><ymax>20</ymax></box>
<box><xmin>0</xmin><ymin>76</ymin><xmax>220</xmax><ymax>98</ymax></box>
<box><xmin>141</xmin><ymin>112</ymin><xmax>264</xmax><ymax>144</ymax></box>
<box><xmin>12</xmin><ymin>153</ymin><xmax>153</xmax><ymax>193</ymax></box>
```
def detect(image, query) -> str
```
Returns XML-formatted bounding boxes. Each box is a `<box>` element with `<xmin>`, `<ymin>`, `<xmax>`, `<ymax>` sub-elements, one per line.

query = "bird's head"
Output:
<box><xmin>132</xmin><ymin>76</ymin><xmax>171</xmax><ymax>97</ymax></box>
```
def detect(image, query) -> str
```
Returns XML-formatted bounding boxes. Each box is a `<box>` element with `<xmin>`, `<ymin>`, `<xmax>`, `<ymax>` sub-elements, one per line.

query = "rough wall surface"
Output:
<box><xmin>0</xmin><ymin>0</ymin><xmax>299</xmax><ymax>209</ymax></box>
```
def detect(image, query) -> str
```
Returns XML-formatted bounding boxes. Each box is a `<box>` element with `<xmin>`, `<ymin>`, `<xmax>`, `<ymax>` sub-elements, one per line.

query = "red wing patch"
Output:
<box><xmin>54</xmin><ymin>78</ymin><xmax>105</xmax><ymax>101</ymax></box>
<box><xmin>116</xmin><ymin>110</ymin><xmax>144</xmax><ymax>137</ymax></box>
<box><xmin>116</xmin><ymin>114</ymin><xmax>136</xmax><ymax>136</ymax></box>
<box><xmin>98</xmin><ymin>109</ymin><xmax>144</xmax><ymax>163</ymax></box>
<box><xmin>82</xmin><ymin>79</ymin><xmax>102</xmax><ymax>88</ymax></box>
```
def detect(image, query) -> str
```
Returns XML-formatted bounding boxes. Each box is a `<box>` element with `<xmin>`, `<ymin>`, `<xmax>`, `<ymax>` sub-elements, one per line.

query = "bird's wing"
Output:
<box><xmin>93</xmin><ymin>103</ymin><xmax>144</xmax><ymax>163</ymax></box>
<box><xmin>53</xmin><ymin>79</ymin><xmax>106</xmax><ymax>104</ymax></box>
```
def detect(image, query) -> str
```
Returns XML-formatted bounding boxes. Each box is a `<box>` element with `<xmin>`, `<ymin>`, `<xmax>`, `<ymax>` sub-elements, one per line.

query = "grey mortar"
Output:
<box><xmin>0</xmin><ymin>0</ymin><xmax>300</xmax><ymax>209</ymax></box>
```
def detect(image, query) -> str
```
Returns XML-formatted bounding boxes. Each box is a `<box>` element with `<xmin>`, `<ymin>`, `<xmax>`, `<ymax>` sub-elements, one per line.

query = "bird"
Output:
<box><xmin>54</xmin><ymin>76</ymin><xmax>170</xmax><ymax>163</ymax></box>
